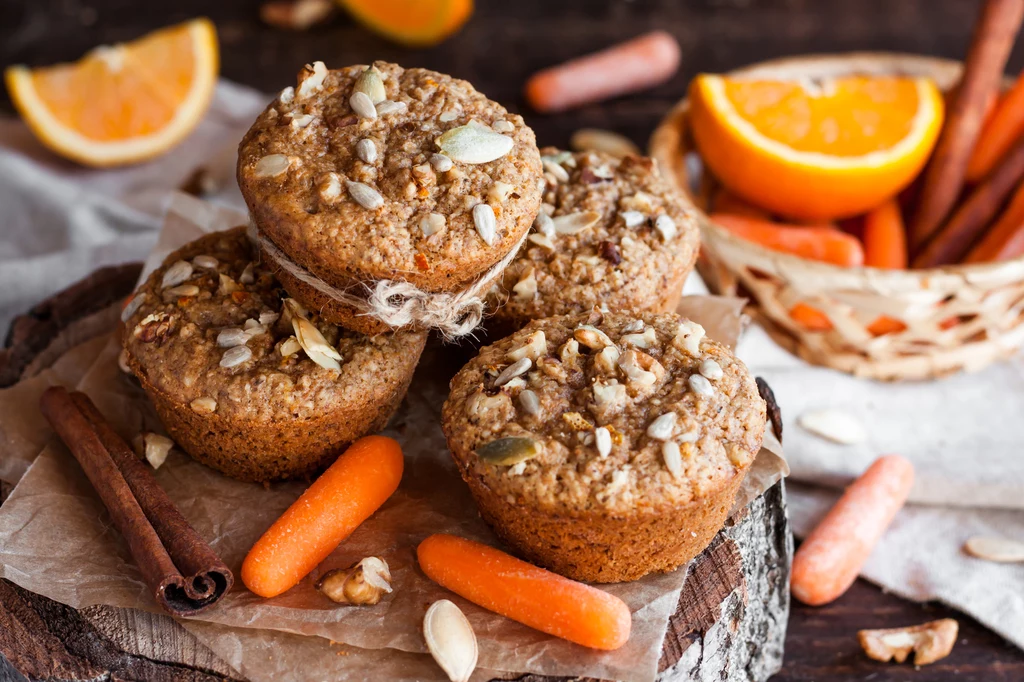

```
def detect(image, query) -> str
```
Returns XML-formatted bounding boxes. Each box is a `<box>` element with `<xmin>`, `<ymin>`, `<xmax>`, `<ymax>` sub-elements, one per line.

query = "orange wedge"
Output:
<box><xmin>337</xmin><ymin>0</ymin><xmax>472</xmax><ymax>47</ymax></box>
<box><xmin>690</xmin><ymin>74</ymin><xmax>944</xmax><ymax>220</ymax></box>
<box><xmin>5</xmin><ymin>18</ymin><xmax>218</xmax><ymax>167</ymax></box>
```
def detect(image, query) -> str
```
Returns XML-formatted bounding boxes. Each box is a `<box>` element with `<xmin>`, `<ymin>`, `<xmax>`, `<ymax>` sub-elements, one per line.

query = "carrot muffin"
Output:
<box><xmin>487</xmin><ymin>148</ymin><xmax>700</xmax><ymax>333</ymax></box>
<box><xmin>442</xmin><ymin>310</ymin><xmax>765</xmax><ymax>582</ymax></box>
<box><xmin>238</xmin><ymin>60</ymin><xmax>544</xmax><ymax>335</ymax></box>
<box><xmin>122</xmin><ymin>227</ymin><xmax>426</xmax><ymax>483</ymax></box>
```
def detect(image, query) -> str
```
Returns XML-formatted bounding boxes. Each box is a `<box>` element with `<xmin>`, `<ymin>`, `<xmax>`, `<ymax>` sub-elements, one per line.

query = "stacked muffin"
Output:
<box><xmin>237</xmin><ymin>61</ymin><xmax>543</xmax><ymax>335</ymax></box>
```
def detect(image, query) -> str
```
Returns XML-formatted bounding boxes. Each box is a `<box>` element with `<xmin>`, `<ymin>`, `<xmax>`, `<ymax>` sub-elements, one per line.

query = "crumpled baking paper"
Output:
<box><xmin>0</xmin><ymin>193</ymin><xmax>787</xmax><ymax>682</ymax></box>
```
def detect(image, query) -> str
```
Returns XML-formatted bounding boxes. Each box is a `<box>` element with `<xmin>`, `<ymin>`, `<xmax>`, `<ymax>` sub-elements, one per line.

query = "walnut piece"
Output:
<box><xmin>315</xmin><ymin>557</ymin><xmax>392</xmax><ymax>605</ymax></box>
<box><xmin>858</xmin><ymin>619</ymin><xmax>958</xmax><ymax>666</ymax></box>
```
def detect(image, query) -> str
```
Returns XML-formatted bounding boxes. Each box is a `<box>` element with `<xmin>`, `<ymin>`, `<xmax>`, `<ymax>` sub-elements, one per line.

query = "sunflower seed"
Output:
<box><xmin>699</xmin><ymin>358</ymin><xmax>723</xmax><ymax>380</ymax></box>
<box><xmin>655</xmin><ymin>214</ymin><xmax>677</xmax><ymax>240</ymax></box>
<box><xmin>436</xmin><ymin>124</ymin><xmax>514</xmax><ymax>164</ymax></box>
<box><xmin>192</xmin><ymin>255</ymin><xmax>219</xmax><ymax>270</ymax></box>
<box><xmin>293</xmin><ymin>316</ymin><xmax>342</xmax><ymax>370</ymax></box>
<box><xmin>674</xmin><ymin>320</ymin><xmax>705</xmax><ymax>355</ymax></box>
<box><xmin>621</xmin><ymin>210</ymin><xmax>645</xmax><ymax>228</ymax></box>
<box><xmin>518</xmin><ymin>389</ymin><xmax>540</xmax><ymax>415</ymax></box>
<box><xmin>662</xmin><ymin>441</ymin><xmax>683</xmax><ymax>478</ymax></box>
<box><xmin>574</xmin><ymin>324</ymin><xmax>613</xmax><ymax>350</ymax></box>
<box><xmin>290</xmin><ymin>113</ymin><xmax>315</xmax><ymax>129</ymax></box>
<box><xmin>297</xmin><ymin>61</ymin><xmax>327</xmax><ymax>98</ymax></box>
<box><xmin>280</xmin><ymin>336</ymin><xmax>302</xmax><ymax>356</ymax></box>
<box><xmin>143</xmin><ymin>433</ymin><xmax>174</xmax><ymax>469</ymax></box>
<box><xmin>347</xmin><ymin>181</ymin><xmax>384</xmax><ymax>209</ymax></box>
<box><xmin>553</xmin><ymin>211</ymin><xmax>601</xmax><ymax>235</ymax></box>
<box><xmin>424</xmin><ymin>599</ymin><xmax>478</xmax><ymax>682</ymax></box>
<box><xmin>190</xmin><ymin>397</ymin><xmax>217</xmax><ymax>414</ymax></box>
<box><xmin>220</xmin><ymin>345</ymin><xmax>252</xmax><ymax>368</ymax></box>
<box><xmin>964</xmin><ymin>536</ymin><xmax>1024</xmax><ymax>563</ymax></box>
<box><xmin>121</xmin><ymin>293</ymin><xmax>146</xmax><ymax>322</ymax></box>
<box><xmin>254</xmin><ymin>154</ymin><xmax>290</xmax><ymax>178</ymax></box>
<box><xmin>350</xmin><ymin>91</ymin><xmax>378</xmax><ymax>119</ymax></box>
<box><xmin>239</xmin><ymin>263</ymin><xmax>255</xmax><ymax>284</ymax></box>
<box><xmin>472</xmin><ymin>204</ymin><xmax>497</xmax><ymax>245</ymax></box>
<box><xmin>279</xmin><ymin>86</ymin><xmax>294</xmax><ymax>104</ymax></box>
<box><xmin>430</xmin><ymin>153</ymin><xmax>453</xmax><ymax>172</ymax></box>
<box><xmin>356</xmin><ymin>138</ymin><xmax>377</xmax><ymax>163</ymax></box>
<box><xmin>534</xmin><ymin>212</ymin><xmax>555</xmax><ymax>238</ymax></box>
<box><xmin>492</xmin><ymin>119</ymin><xmax>515</xmax><ymax>133</ymax></box>
<box><xmin>797</xmin><ymin>409</ymin><xmax>866</xmax><ymax>445</ymax></box>
<box><xmin>375</xmin><ymin>100</ymin><xmax>407</xmax><ymax>116</ymax></box>
<box><xmin>476</xmin><ymin>437</ymin><xmax>540</xmax><ymax>465</ymax></box>
<box><xmin>595</xmin><ymin>426</ymin><xmax>612</xmax><ymax>458</ymax></box>
<box><xmin>570</xmin><ymin>128</ymin><xmax>640</xmax><ymax>158</ymax></box>
<box><xmin>689</xmin><ymin>373</ymin><xmax>714</xmax><ymax>397</ymax></box>
<box><xmin>512</xmin><ymin>267</ymin><xmax>537</xmax><ymax>301</ymax></box>
<box><xmin>647</xmin><ymin>412</ymin><xmax>677</xmax><ymax>440</ymax></box>
<box><xmin>161</xmin><ymin>261</ymin><xmax>193</xmax><ymax>289</ymax></box>
<box><xmin>353</xmin><ymin>66</ymin><xmax>386</xmax><ymax>104</ymax></box>
<box><xmin>542</xmin><ymin>159</ymin><xmax>570</xmax><ymax>183</ymax></box>
<box><xmin>494</xmin><ymin>357</ymin><xmax>532</xmax><ymax>386</ymax></box>
<box><xmin>165</xmin><ymin>284</ymin><xmax>199</xmax><ymax>298</ymax></box>
<box><xmin>528</xmin><ymin>234</ymin><xmax>556</xmax><ymax>251</ymax></box>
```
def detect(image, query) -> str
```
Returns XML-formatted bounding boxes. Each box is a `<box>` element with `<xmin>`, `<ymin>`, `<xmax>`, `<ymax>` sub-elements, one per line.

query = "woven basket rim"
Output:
<box><xmin>648</xmin><ymin>51</ymin><xmax>1024</xmax><ymax>288</ymax></box>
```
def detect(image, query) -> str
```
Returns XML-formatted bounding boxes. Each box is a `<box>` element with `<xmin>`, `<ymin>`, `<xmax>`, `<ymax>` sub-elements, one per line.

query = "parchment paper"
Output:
<box><xmin>0</xmin><ymin>193</ymin><xmax>786</xmax><ymax>682</ymax></box>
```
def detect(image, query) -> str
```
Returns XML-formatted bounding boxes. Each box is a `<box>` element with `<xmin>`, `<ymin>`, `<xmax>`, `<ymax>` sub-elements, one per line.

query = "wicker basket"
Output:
<box><xmin>650</xmin><ymin>53</ymin><xmax>1024</xmax><ymax>381</ymax></box>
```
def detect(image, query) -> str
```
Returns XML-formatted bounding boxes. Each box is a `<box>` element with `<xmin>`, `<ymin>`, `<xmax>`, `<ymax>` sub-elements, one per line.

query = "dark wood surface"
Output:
<box><xmin>3</xmin><ymin>1</ymin><xmax>1024</xmax><ymax>680</ymax></box>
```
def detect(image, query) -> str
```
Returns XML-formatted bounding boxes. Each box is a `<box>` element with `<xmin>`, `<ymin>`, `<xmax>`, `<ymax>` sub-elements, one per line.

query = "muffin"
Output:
<box><xmin>122</xmin><ymin>227</ymin><xmax>426</xmax><ymax>483</ymax></box>
<box><xmin>442</xmin><ymin>310</ymin><xmax>765</xmax><ymax>582</ymax></box>
<box><xmin>238</xmin><ymin>60</ymin><xmax>544</xmax><ymax>335</ymax></box>
<box><xmin>487</xmin><ymin>149</ymin><xmax>700</xmax><ymax>334</ymax></box>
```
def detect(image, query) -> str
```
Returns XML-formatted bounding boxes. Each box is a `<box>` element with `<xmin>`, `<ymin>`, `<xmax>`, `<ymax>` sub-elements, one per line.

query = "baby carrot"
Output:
<box><xmin>789</xmin><ymin>303</ymin><xmax>834</xmax><ymax>331</ymax></box>
<box><xmin>966</xmin><ymin>71</ymin><xmax>1024</xmax><ymax>183</ymax></box>
<box><xmin>241</xmin><ymin>435</ymin><xmax>404</xmax><ymax>598</ymax></box>
<box><xmin>710</xmin><ymin>213</ymin><xmax>865</xmax><ymax>267</ymax></box>
<box><xmin>862</xmin><ymin>199</ymin><xmax>908</xmax><ymax>269</ymax></box>
<box><xmin>965</xmin><ymin>179</ymin><xmax>1024</xmax><ymax>262</ymax></box>
<box><xmin>791</xmin><ymin>455</ymin><xmax>914</xmax><ymax>607</ymax></box>
<box><xmin>712</xmin><ymin>188</ymin><xmax>771</xmax><ymax>220</ymax></box>
<box><xmin>524</xmin><ymin>30</ymin><xmax>680</xmax><ymax>113</ymax></box>
<box><xmin>417</xmin><ymin>534</ymin><xmax>631</xmax><ymax>651</ymax></box>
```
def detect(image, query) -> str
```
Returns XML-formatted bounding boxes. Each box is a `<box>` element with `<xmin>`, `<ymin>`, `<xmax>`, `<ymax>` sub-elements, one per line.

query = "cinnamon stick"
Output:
<box><xmin>913</xmin><ymin>134</ymin><xmax>1024</xmax><ymax>267</ymax></box>
<box><xmin>39</xmin><ymin>386</ymin><xmax>232</xmax><ymax>615</ymax></box>
<box><xmin>909</xmin><ymin>0</ymin><xmax>1024</xmax><ymax>251</ymax></box>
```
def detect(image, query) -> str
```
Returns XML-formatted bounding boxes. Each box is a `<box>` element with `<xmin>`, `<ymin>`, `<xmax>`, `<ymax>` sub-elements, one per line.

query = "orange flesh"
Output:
<box><xmin>29</xmin><ymin>24</ymin><xmax>198</xmax><ymax>142</ymax></box>
<box><xmin>722</xmin><ymin>77</ymin><xmax>921</xmax><ymax>157</ymax></box>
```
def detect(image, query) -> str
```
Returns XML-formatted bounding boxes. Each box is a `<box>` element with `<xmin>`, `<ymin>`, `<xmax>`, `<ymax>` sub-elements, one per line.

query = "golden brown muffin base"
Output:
<box><xmin>131</xmin><ymin>347</ymin><xmax>420</xmax><ymax>483</ymax></box>
<box><xmin>461</xmin><ymin>465</ymin><xmax>746</xmax><ymax>582</ymax></box>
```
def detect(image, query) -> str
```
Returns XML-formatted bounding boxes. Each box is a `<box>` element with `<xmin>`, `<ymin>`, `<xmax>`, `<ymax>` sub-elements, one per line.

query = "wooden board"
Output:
<box><xmin>0</xmin><ymin>269</ymin><xmax>790</xmax><ymax>681</ymax></box>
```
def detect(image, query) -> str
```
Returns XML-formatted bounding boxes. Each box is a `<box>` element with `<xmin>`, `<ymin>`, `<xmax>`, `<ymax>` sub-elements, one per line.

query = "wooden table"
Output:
<box><xmin>2</xmin><ymin>1</ymin><xmax>1024</xmax><ymax>680</ymax></box>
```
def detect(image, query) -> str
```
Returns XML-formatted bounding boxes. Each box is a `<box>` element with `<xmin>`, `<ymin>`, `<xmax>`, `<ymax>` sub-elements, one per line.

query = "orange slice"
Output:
<box><xmin>690</xmin><ymin>74</ymin><xmax>944</xmax><ymax>220</ymax></box>
<box><xmin>5</xmin><ymin>18</ymin><xmax>218</xmax><ymax>167</ymax></box>
<box><xmin>337</xmin><ymin>0</ymin><xmax>473</xmax><ymax>47</ymax></box>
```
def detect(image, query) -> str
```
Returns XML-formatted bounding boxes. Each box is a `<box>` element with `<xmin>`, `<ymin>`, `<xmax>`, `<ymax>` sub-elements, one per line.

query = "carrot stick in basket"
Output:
<box><xmin>418</xmin><ymin>534</ymin><xmax>631</xmax><ymax>650</ymax></box>
<box><xmin>863</xmin><ymin>199</ymin><xmax>908</xmax><ymax>269</ymax></box>
<box><xmin>967</xmin><ymin>71</ymin><xmax>1024</xmax><ymax>183</ymax></box>
<box><xmin>792</xmin><ymin>455</ymin><xmax>915</xmax><ymax>606</ymax></box>
<box><xmin>914</xmin><ymin>135</ymin><xmax>1024</xmax><ymax>267</ymax></box>
<box><xmin>910</xmin><ymin>0</ymin><xmax>1024</xmax><ymax>250</ymax></box>
<box><xmin>524</xmin><ymin>31</ymin><xmax>681</xmax><ymax>113</ymax></box>
<box><xmin>965</xmin><ymin>178</ymin><xmax>1024</xmax><ymax>262</ymax></box>
<box><xmin>710</xmin><ymin>213</ymin><xmax>865</xmax><ymax>267</ymax></box>
<box><xmin>241</xmin><ymin>435</ymin><xmax>403</xmax><ymax>598</ymax></box>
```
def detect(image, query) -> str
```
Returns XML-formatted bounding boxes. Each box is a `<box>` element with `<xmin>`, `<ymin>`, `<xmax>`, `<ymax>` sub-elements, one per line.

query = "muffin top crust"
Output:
<box><xmin>238</xmin><ymin>61</ymin><xmax>543</xmax><ymax>293</ymax></box>
<box><xmin>489</xmin><ymin>149</ymin><xmax>700</xmax><ymax>324</ymax></box>
<box><xmin>122</xmin><ymin>227</ymin><xmax>426</xmax><ymax>422</ymax></box>
<box><xmin>442</xmin><ymin>310</ymin><xmax>766</xmax><ymax>515</ymax></box>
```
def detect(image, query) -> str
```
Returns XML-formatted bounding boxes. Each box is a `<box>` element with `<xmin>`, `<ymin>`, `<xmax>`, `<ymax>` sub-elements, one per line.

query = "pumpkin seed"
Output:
<box><xmin>476</xmin><ymin>437</ymin><xmax>540</xmax><ymax>465</ymax></box>
<box><xmin>353</xmin><ymin>66</ymin><xmax>386</xmax><ymax>104</ymax></box>
<box><xmin>797</xmin><ymin>408</ymin><xmax>866</xmax><ymax>445</ymax></box>
<box><xmin>964</xmin><ymin>536</ymin><xmax>1024</xmax><ymax>563</ymax></box>
<box><xmin>424</xmin><ymin>600</ymin><xmax>478</xmax><ymax>682</ymax></box>
<box><xmin>436</xmin><ymin>124</ymin><xmax>514</xmax><ymax>164</ymax></box>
